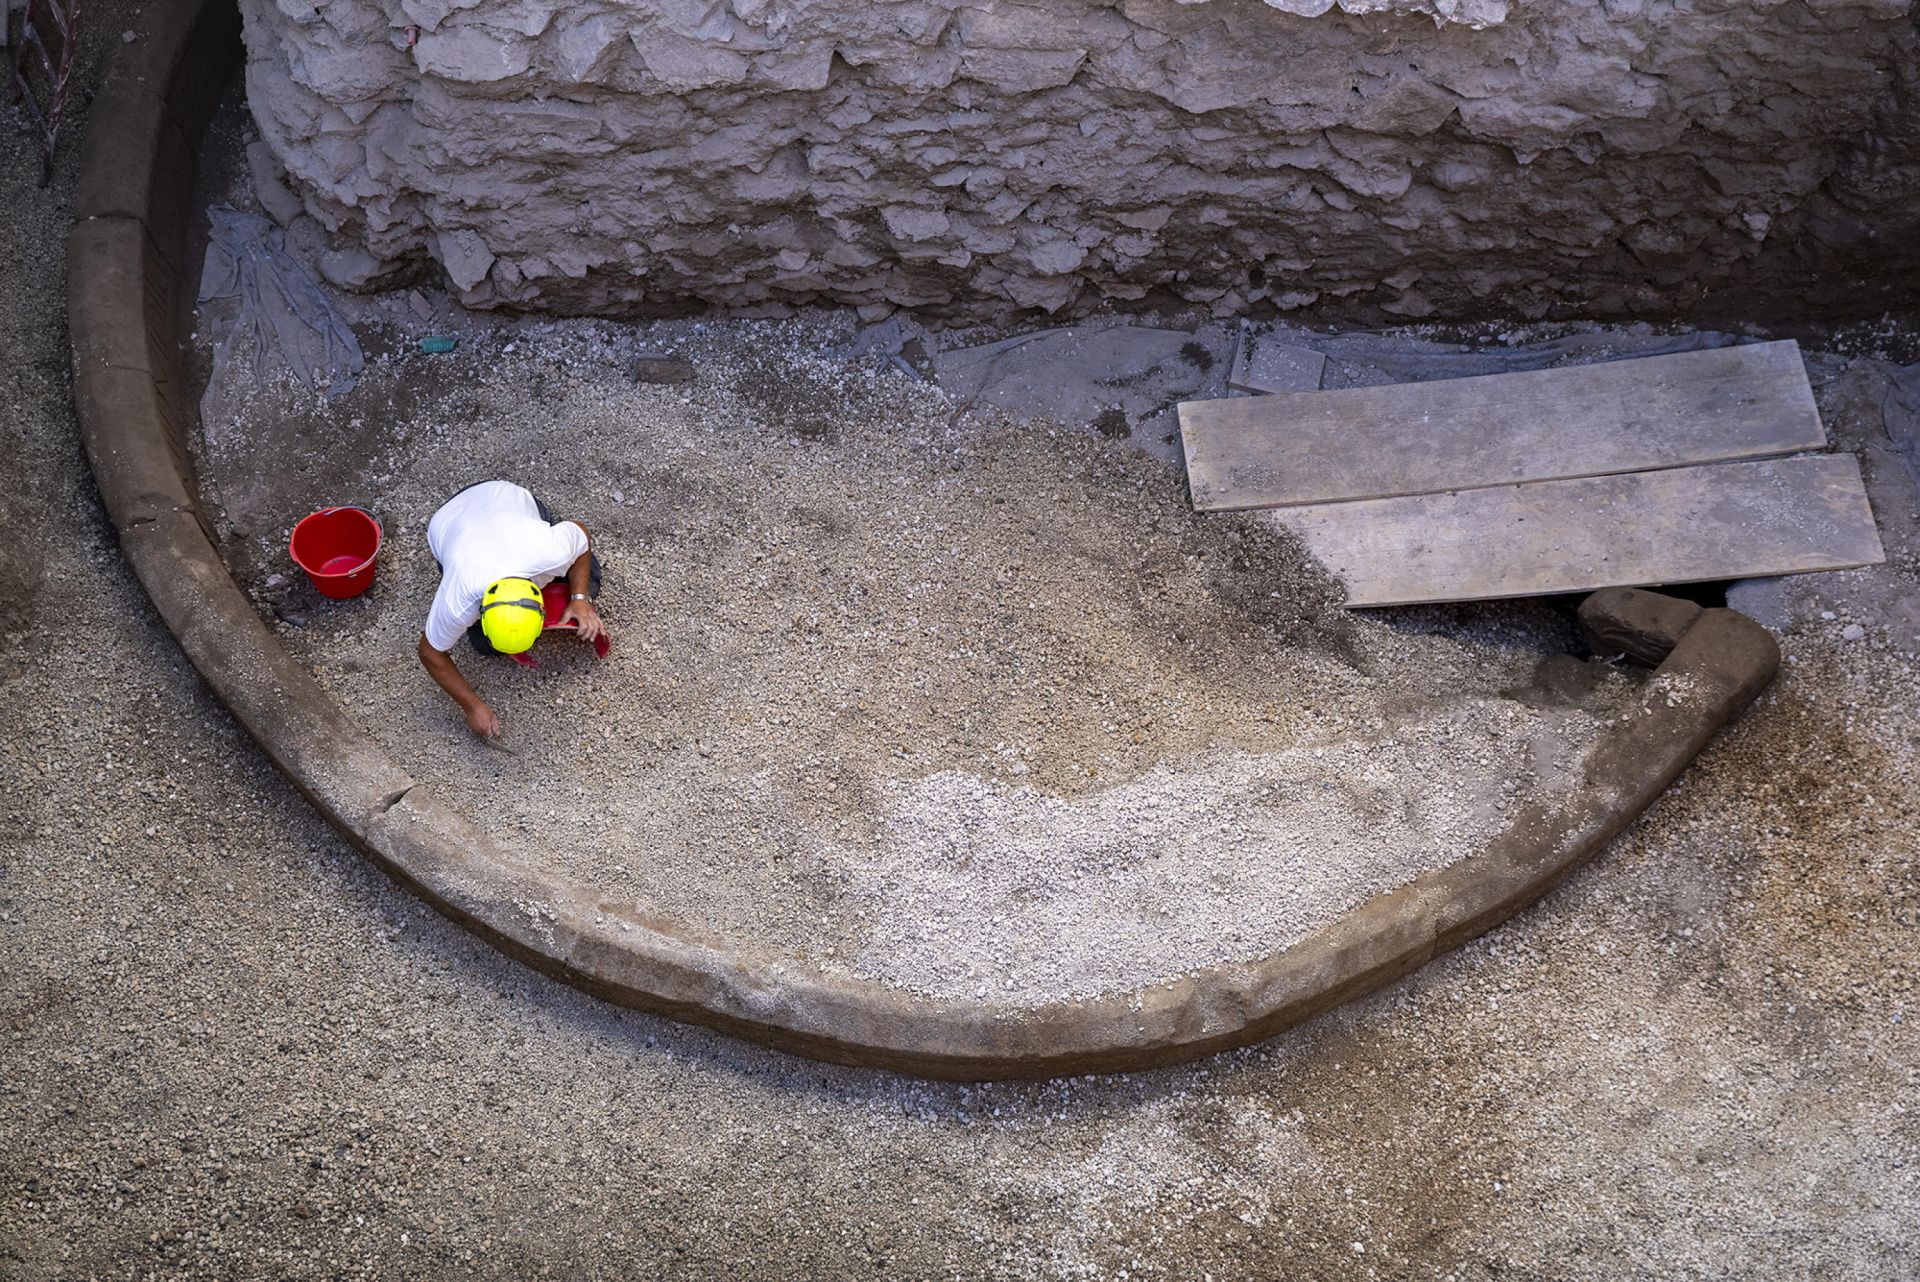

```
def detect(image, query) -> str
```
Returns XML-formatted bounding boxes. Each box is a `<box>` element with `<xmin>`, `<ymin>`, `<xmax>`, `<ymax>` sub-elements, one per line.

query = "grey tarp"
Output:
<box><xmin>197</xmin><ymin>204</ymin><xmax>363</xmax><ymax>430</ymax></box>
<box><xmin>920</xmin><ymin>319</ymin><xmax>1749</xmax><ymax>462</ymax></box>
<box><xmin>1877</xmin><ymin>359</ymin><xmax>1920</xmax><ymax>490</ymax></box>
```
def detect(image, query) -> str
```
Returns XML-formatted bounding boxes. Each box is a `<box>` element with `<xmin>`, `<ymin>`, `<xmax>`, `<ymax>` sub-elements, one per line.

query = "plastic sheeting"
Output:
<box><xmin>1260</xmin><ymin>325</ymin><xmax>1744</xmax><ymax>390</ymax></box>
<box><xmin>921</xmin><ymin>319</ymin><xmax>1752</xmax><ymax>462</ymax></box>
<box><xmin>932</xmin><ymin>325</ymin><xmax>1232</xmax><ymax>460</ymax></box>
<box><xmin>197</xmin><ymin>205</ymin><xmax>363</xmax><ymax>430</ymax></box>
<box><xmin>1878</xmin><ymin>359</ymin><xmax>1920</xmax><ymax>490</ymax></box>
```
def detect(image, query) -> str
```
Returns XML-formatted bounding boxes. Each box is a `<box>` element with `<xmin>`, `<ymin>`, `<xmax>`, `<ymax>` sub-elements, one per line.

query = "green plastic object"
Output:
<box><xmin>419</xmin><ymin>336</ymin><xmax>457</xmax><ymax>354</ymax></box>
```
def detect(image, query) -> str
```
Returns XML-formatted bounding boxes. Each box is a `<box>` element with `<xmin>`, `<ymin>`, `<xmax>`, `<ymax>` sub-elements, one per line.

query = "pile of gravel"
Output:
<box><xmin>195</xmin><ymin>311</ymin><xmax>1634</xmax><ymax>1002</ymax></box>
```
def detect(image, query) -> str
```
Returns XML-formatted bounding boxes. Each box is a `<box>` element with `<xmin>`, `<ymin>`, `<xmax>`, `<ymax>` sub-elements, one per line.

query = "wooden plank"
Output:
<box><xmin>1266</xmin><ymin>455</ymin><xmax>1886</xmax><ymax>608</ymax></box>
<box><xmin>1182</xmin><ymin>340</ymin><xmax>1827</xmax><ymax>511</ymax></box>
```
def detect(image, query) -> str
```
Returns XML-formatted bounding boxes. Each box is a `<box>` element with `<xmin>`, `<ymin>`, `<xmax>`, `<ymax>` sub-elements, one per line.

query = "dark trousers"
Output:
<box><xmin>442</xmin><ymin>484</ymin><xmax>603</xmax><ymax>655</ymax></box>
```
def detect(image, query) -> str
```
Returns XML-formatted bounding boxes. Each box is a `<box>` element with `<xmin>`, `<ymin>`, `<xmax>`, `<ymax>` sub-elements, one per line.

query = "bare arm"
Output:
<box><xmin>558</xmin><ymin>521</ymin><xmax>607</xmax><ymax>644</ymax></box>
<box><xmin>418</xmin><ymin>633</ymin><xmax>500</xmax><ymax>738</ymax></box>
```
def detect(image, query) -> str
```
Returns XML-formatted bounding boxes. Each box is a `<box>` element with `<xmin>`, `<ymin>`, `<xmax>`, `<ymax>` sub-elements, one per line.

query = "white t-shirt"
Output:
<box><xmin>422</xmin><ymin>481</ymin><xmax>589</xmax><ymax>652</ymax></box>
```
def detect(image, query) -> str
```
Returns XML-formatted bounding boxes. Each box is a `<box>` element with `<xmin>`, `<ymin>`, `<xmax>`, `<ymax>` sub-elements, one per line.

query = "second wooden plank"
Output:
<box><xmin>1266</xmin><ymin>454</ymin><xmax>1885</xmax><ymax>608</ymax></box>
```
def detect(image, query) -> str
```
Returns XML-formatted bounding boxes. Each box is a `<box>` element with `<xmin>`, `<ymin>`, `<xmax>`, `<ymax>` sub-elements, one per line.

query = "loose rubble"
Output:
<box><xmin>194</xmin><ymin>306</ymin><xmax>1632</xmax><ymax>1002</ymax></box>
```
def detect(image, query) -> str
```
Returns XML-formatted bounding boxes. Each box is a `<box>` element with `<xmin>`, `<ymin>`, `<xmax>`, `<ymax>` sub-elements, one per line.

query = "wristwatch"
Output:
<box><xmin>571</xmin><ymin>593</ymin><xmax>589</xmax><ymax>601</ymax></box>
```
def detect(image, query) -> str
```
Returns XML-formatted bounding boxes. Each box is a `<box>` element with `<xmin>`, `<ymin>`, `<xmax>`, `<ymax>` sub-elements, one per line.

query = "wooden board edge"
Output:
<box><xmin>1178</xmin><ymin>338</ymin><xmax>1831</xmax><ymax>513</ymax></box>
<box><xmin>1333</xmin><ymin>554</ymin><xmax>1888</xmax><ymax>609</ymax></box>
<box><xmin>1194</xmin><ymin>441</ymin><xmax>1834</xmax><ymax>514</ymax></box>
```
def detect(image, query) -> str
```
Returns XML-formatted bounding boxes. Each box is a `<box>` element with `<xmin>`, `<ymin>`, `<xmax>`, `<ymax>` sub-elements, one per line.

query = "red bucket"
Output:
<box><xmin>289</xmin><ymin>506</ymin><xmax>382</xmax><ymax>599</ymax></box>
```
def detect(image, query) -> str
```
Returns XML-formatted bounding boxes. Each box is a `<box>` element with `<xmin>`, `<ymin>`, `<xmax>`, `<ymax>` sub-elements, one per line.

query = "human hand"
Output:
<box><xmin>466</xmin><ymin>703</ymin><xmax>501</xmax><ymax>739</ymax></box>
<box><xmin>560</xmin><ymin>598</ymin><xmax>607</xmax><ymax>644</ymax></box>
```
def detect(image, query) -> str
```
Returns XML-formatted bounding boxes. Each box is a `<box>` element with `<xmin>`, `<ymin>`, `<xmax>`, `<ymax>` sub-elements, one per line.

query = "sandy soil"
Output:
<box><xmin>3</xmin><ymin>40</ymin><xmax>1918</xmax><ymax>1282</ymax></box>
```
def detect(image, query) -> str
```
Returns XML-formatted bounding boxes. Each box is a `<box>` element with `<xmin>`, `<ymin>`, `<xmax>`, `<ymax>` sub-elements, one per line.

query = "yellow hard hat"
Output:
<box><xmin>480</xmin><ymin>577</ymin><xmax>544</xmax><ymax>654</ymax></box>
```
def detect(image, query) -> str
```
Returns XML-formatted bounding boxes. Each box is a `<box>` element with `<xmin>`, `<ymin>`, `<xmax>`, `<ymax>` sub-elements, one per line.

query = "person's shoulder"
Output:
<box><xmin>475</xmin><ymin>479</ymin><xmax>529</xmax><ymax>505</ymax></box>
<box><xmin>461</xmin><ymin>478</ymin><xmax>525</xmax><ymax>500</ymax></box>
<box><xmin>436</xmin><ymin>480</ymin><xmax>498</xmax><ymax>514</ymax></box>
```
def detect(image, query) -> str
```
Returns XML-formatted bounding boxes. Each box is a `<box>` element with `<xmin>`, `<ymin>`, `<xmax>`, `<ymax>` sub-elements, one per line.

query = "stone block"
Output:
<box><xmin>630</xmin><ymin>354</ymin><xmax>697</xmax><ymax>384</ymax></box>
<box><xmin>1578</xmin><ymin>587</ymin><xmax>1704</xmax><ymax>665</ymax></box>
<box><xmin>72</xmin><ymin>76</ymin><xmax>196</xmax><ymax>265</ymax></box>
<box><xmin>246</xmin><ymin>140</ymin><xmax>307</xmax><ymax>225</ymax></box>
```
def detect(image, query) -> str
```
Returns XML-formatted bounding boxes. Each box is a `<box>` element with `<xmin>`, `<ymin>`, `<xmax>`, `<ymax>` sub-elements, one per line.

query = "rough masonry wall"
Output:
<box><xmin>241</xmin><ymin>0</ymin><xmax>1920</xmax><ymax>323</ymax></box>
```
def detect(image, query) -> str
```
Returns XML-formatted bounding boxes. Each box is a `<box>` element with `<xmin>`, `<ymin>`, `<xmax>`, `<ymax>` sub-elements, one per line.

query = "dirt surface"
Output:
<box><xmin>194</xmin><ymin>300</ymin><xmax>1633</xmax><ymax>1003</ymax></box>
<box><xmin>6</xmin><ymin>26</ymin><xmax>1920</xmax><ymax>1281</ymax></box>
<box><xmin>177</xmin><ymin>82</ymin><xmax>1651</xmax><ymax>1006</ymax></box>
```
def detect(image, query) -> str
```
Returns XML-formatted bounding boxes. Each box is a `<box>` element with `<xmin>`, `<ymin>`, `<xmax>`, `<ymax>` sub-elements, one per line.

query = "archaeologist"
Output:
<box><xmin>416</xmin><ymin>479</ymin><xmax>607</xmax><ymax>738</ymax></box>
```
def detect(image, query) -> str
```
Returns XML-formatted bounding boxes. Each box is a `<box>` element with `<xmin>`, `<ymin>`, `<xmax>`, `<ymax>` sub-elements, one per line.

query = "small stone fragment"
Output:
<box><xmin>318</xmin><ymin>244</ymin><xmax>383</xmax><ymax>290</ymax></box>
<box><xmin>631</xmin><ymin>354</ymin><xmax>696</xmax><ymax>384</ymax></box>
<box><xmin>1231</xmin><ymin>334</ymin><xmax>1326</xmax><ymax>394</ymax></box>
<box><xmin>436</xmin><ymin>229</ymin><xmax>496</xmax><ymax>294</ymax></box>
<box><xmin>244</xmin><ymin>140</ymin><xmax>303</xmax><ymax>227</ymax></box>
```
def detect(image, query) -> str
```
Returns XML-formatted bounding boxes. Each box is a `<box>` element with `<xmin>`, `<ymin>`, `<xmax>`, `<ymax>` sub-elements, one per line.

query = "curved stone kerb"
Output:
<box><xmin>68</xmin><ymin>0</ymin><xmax>1779</xmax><ymax>1080</ymax></box>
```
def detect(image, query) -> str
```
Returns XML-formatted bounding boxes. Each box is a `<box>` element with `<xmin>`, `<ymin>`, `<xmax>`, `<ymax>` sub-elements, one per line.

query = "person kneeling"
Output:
<box><xmin>415</xmin><ymin>479</ymin><xmax>608</xmax><ymax>739</ymax></box>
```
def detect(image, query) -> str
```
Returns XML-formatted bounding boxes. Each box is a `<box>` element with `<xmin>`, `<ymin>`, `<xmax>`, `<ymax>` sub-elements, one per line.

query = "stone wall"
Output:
<box><xmin>241</xmin><ymin>0</ymin><xmax>1920</xmax><ymax>323</ymax></box>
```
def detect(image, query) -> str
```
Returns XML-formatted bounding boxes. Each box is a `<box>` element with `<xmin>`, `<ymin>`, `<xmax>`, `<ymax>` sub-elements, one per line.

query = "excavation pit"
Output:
<box><xmin>192</xmin><ymin>306</ymin><xmax>1655</xmax><ymax>1006</ymax></box>
<box><xmin>68</xmin><ymin>1</ymin><xmax>1852</xmax><ymax>1074</ymax></box>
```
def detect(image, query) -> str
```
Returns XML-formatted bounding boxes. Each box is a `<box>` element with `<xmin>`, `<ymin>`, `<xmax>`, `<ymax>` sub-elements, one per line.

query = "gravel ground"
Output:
<box><xmin>185</xmin><ymin>84</ymin><xmax>1639</xmax><ymax>1006</ymax></box>
<box><xmin>5</xmin><ymin>35</ymin><xmax>1919</xmax><ymax>1280</ymax></box>
<box><xmin>193</xmin><ymin>294</ymin><xmax>1631</xmax><ymax>1003</ymax></box>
